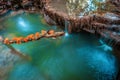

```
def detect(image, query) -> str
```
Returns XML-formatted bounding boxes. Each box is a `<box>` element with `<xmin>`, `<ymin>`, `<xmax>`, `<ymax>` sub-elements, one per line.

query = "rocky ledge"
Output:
<box><xmin>43</xmin><ymin>0</ymin><xmax>120</xmax><ymax>50</ymax></box>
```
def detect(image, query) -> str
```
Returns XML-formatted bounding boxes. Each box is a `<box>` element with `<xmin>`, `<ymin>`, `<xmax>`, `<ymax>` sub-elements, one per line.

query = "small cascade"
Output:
<box><xmin>99</xmin><ymin>35</ymin><xmax>114</xmax><ymax>49</ymax></box>
<box><xmin>99</xmin><ymin>39</ymin><xmax>113</xmax><ymax>51</ymax></box>
<box><xmin>65</xmin><ymin>19</ymin><xmax>69</xmax><ymax>37</ymax></box>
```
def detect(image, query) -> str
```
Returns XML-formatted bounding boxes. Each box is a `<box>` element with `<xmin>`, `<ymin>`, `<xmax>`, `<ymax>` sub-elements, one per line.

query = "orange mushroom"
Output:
<box><xmin>47</xmin><ymin>30</ymin><xmax>55</xmax><ymax>35</ymax></box>
<box><xmin>12</xmin><ymin>37</ymin><xmax>23</xmax><ymax>44</ymax></box>
<box><xmin>27</xmin><ymin>34</ymin><xmax>35</xmax><ymax>41</ymax></box>
<box><xmin>17</xmin><ymin>37</ymin><xmax>23</xmax><ymax>44</ymax></box>
<box><xmin>12</xmin><ymin>37</ymin><xmax>18</xmax><ymax>43</ymax></box>
<box><xmin>35</xmin><ymin>32</ymin><xmax>40</xmax><ymax>39</ymax></box>
<box><xmin>41</xmin><ymin>30</ymin><xmax>47</xmax><ymax>36</ymax></box>
<box><xmin>23</xmin><ymin>37</ymin><xmax>29</xmax><ymax>42</ymax></box>
<box><xmin>4</xmin><ymin>38</ymin><xmax>10</xmax><ymax>44</ymax></box>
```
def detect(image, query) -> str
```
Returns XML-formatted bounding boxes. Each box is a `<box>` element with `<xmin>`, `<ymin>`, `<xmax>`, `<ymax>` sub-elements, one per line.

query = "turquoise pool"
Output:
<box><xmin>0</xmin><ymin>13</ymin><xmax>119</xmax><ymax>80</ymax></box>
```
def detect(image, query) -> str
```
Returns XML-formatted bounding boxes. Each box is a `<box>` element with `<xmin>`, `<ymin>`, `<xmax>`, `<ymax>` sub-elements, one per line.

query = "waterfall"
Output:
<box><xmin>65</xmin><ymin>19</ymin><xmax>69</xmax><ymax>37</ymax></box>
<box><xmin>99</xmin><ymin>39</ymin><xmax>113</xmax><ymax>51</ymax></box>
<box><xmin>99</xmin><ymin>36</ymin><xmax>113</xmax><ymax>51</ymax></box>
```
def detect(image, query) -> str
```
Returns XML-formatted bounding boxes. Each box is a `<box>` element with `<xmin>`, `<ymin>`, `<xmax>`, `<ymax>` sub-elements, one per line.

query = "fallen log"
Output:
<box><xmin>3</xmin><ymin>30</ymin><xmax>65</xmax><ymax>45</ymax></box>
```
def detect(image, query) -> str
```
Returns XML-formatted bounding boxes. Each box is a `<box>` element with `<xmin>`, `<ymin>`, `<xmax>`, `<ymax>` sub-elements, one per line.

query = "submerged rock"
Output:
<box><xmin>0</xmin><ymin>43</ymin><xmax>20</xmax><ymax>80</ymax></box>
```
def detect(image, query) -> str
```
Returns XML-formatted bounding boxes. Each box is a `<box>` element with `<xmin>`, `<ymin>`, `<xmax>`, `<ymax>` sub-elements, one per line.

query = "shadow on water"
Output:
<box><xmin>6</xmin><ymin>44</ymin><xmax>32</xmax><ymax>61</ymax></box>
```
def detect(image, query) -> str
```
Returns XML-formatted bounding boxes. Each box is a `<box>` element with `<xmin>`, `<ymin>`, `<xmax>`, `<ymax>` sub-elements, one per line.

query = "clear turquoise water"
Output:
<box><xmin>0</xmin><ymin>13</ymin><xmax>118</xmax><ymax>80</ymax></box>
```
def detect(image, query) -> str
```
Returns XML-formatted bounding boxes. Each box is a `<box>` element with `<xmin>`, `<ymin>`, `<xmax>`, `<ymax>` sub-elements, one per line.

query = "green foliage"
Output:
<box><xmin>65</xmin><ymin>0</ymin><xmax>116</xmax><ymax>16</ymax></box>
